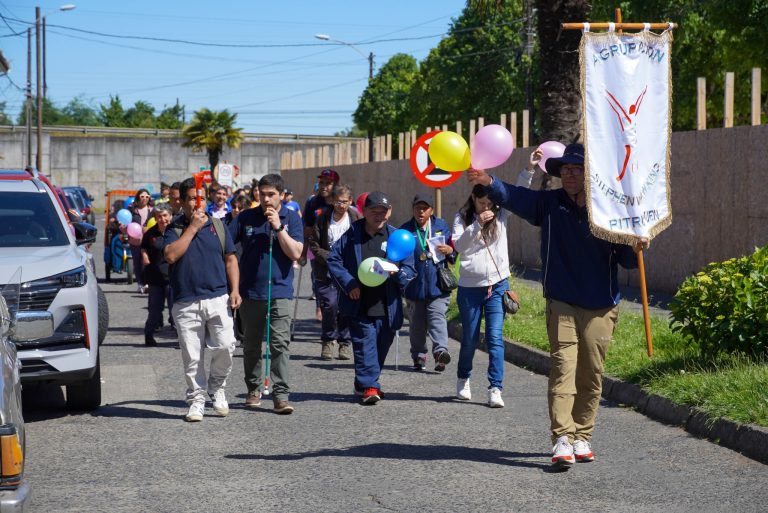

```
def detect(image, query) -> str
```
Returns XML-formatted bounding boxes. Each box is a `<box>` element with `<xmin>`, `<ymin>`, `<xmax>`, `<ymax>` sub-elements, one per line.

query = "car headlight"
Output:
<box><xmin>23</xmin><ymin>266</ymin><xmax>87</xmax><ymax>289</ymax></box>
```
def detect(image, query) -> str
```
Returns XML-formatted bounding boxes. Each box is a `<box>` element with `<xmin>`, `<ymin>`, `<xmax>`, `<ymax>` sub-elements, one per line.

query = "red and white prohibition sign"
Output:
<box><xmin>410</xmin><ymin>130</ymin><xmax>462</xmax><ymax>188</ymax></box>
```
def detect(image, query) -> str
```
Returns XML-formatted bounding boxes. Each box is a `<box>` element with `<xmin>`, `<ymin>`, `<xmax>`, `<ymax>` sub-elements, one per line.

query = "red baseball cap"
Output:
<box><xmin>317</xmin><ymin>169</ymin><xmax>340</xmax><ymax>183</ymax></box>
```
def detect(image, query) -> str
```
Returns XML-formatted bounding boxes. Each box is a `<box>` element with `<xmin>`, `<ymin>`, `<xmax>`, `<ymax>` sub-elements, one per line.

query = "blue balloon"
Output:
<box><xmin>116</xmin><ymin>209</ymin><xmax>132</xmax><ymax>225</ymax></box>
<box><xmin>124</xmin><ymin>197</ymin><xmax>135</xmax><ymax>207</ymax></box>
<box><xmin>386</xmin><ymin>229</ymin><xmax>416</xmax><ymax>262</ymax></box>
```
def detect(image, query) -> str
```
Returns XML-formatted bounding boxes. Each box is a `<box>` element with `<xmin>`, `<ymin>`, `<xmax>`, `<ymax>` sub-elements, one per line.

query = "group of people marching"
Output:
<box><xmin>121</xmin><ymin>143</ymin><xmax>647</xmax><ymax>468</ymax></box>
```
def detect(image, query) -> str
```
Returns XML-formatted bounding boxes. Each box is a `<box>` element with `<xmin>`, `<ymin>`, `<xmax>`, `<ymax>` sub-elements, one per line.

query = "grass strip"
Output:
<box><xmin>447</xmin><ymin>278</ymin><xmax>768</xmax><ymax>427</ymax></box>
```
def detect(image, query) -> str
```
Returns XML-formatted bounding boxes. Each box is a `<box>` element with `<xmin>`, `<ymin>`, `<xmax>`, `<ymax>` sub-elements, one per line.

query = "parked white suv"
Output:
<box><xmin>0</xmin><ymin>169</ymin><xmax>107</xmax><ymax>411</ymax></box>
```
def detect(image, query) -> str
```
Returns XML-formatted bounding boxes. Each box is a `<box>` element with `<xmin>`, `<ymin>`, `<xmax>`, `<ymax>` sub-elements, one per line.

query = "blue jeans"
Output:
<box><xmin>456</xmin><ymin>279</ymin><xmax>509</xmax><ymax>390</ymax></box>
<box><xmin>348</xmin><ymin>316</ymin><xmax>395</xmax><ymax>391</ymax></box>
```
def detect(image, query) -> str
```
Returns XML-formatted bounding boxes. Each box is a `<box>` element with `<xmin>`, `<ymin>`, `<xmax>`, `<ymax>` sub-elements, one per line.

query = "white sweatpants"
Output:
<box><xmin>172</xmin><ymin>294</ymin><xmax>236</xmax><ymax>404</ymax></box>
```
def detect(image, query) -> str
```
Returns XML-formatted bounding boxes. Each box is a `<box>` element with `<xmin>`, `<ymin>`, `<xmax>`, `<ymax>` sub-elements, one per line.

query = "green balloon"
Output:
<box><xmin>357</xmin><ymin>257</ymin><xmax>387</xmax><ymax>287</ymax></box>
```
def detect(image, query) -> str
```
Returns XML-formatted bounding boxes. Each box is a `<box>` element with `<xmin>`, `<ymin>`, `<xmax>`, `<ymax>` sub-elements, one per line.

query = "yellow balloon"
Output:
<box><xmin>145</xmin><ymin>217</ymin><xmax>157</xmax><ymax>232</ymax></box>
<box><xmin>428</xmin><ymin>131</ymin><xmax>471</xmax><ymax>172</ymax></box>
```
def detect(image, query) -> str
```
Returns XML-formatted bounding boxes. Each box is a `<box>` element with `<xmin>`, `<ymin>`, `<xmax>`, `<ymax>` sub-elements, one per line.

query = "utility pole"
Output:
<box><xmin>35</xmin><ymin>6</ymin><xmax>42</xmax><ymax>172</ymax></box>
<box><xmin>26</xmin><ymin>28</ymin><xmax>32</xmax><ymax>168</ymax></box>
<box><xmin>367</xmin><ymin>52</ymin><xmax>374</xmax><ymax>162</ymax></box>
<box><xmin>42</xmin><ymin>17</ymin><xmax>46</xmax><ymax>98</ymax></box>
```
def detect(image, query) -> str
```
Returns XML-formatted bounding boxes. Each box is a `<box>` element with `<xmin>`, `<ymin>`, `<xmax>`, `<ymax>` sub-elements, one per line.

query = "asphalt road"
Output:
<box><xmin>20</xmin><ymin>222</ymin><xmax>768</xmax><ymax>513</ymax></box>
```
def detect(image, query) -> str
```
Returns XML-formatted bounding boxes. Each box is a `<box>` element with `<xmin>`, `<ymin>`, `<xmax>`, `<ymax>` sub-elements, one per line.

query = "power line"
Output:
<box><xmin>0</xmin><ymin>11</ymin><xmax>24</xmax><ymax>37</ymax></box>
<box><xmin>229</xmin><ymin>78</ymin><xmax>368</xmax><ymax>109</ymax></box>
<box><xmin>3</xmin><ymin>14</ymin><xmax>527</xmax><ymax>49</ymax></box>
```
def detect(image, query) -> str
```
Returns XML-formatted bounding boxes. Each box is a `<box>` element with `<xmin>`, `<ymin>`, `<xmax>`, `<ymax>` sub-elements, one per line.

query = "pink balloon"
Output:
<box><xmin>538</xmin><ymin>141</ymin><xmax>566</xmax><ymax>173</ymax></box>
<box><xmin>126</xmin><ymin>222</ymin><xmax>143</xmax><ymax>239</ymax></box>
<box><xmin>471</xmin><ymin>124</ymin><xmax>514</xmax><ymax>170</ymax></box>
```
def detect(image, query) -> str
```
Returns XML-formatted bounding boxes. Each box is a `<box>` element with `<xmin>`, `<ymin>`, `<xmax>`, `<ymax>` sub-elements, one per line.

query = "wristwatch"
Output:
<box><xmin>275</xmin><ymin>223</ymin><xmax>285</xmax><ymax>232</ymax></box>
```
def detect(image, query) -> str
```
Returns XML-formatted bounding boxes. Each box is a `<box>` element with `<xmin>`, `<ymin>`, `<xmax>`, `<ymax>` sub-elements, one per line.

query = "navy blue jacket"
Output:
<box><xmin>399</xmin><ymin>216</ymin><xmax>455</xmax><ymax>301</ymax></box>
<box><xmin>229</xmin><ymin>206</ymin><xmax>304</xmax><ymax>300</ymax></box>
<box><xmin>487</xmin><ymin>176</ymin><xmax>638</xmax><ymax>309</ymax></box>
<box><xmin>326</xmin><ymin>219</ymin><xmax>416</xmax><ymax>330</ymax></box>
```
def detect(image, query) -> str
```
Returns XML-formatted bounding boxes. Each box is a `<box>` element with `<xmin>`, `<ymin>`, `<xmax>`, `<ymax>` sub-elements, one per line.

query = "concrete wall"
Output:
<box><xmin>281</xmin><ymin>125</ymin><xmax>768</xmax><ymax>294</ymax></box>
<box><xmin>0</xmin><ymin>130</ymin><xmax>345</xmax><ymax>209</ymax></box>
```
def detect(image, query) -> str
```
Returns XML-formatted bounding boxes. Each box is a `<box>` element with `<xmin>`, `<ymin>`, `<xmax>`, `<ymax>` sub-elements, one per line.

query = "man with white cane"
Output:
<box><xmin>230</xmin><ymin>174</ymin><xmax>303</xmax><ymax>414</ymax></box>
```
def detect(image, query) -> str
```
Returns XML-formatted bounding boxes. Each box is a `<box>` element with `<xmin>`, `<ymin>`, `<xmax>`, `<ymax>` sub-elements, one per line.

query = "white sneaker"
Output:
<box><xmin>456</xmin><ymin>378</ymin><xmax>471</xmax><ymax>400</ymax></box>
<box><xmin>185</xmin><ymin>401</ymin><xmax>205</xmax><ymax>422</ymax></box>
<box><xmin>551</xmin><ymin>436</ymin><xmax>575</xmax><ymax>467</ymax></box>
<box><xmin>211</xmin><ymin>389</ymin><xmax>229</xmax><ymax>417</ymax></box>
<box><xmin>488</xmin><ymin>387</ymin><xmax>504</xmax><ymax>408</ymax></box>
<box><xmin>573</xmin><ymin>439</ymin><xmax>594</xmax><ymax>462</ymax></box>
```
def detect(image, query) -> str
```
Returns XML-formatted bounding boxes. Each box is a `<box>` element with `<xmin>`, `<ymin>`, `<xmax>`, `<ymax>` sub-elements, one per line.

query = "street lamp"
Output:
<box><xmin>32</xmin><ymin>4</ymin><xmax>75</xmax><ymax>171</ymax></box>
<box><xmin>43</xmin><ymin>4</ymin><xmax>76</xmax><ymax>98</ymax></box>
<box><xmin>314</xmin><ymin>33</ymin><xmax>374</xmax><ymax>162</ymax></box>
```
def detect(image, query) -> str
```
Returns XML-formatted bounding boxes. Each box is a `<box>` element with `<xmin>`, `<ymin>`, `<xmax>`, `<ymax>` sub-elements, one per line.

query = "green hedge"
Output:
<box><xmin>669</xmin><ymin>246</ymin><xmax>768</xmax><ymax>358</ymax></box>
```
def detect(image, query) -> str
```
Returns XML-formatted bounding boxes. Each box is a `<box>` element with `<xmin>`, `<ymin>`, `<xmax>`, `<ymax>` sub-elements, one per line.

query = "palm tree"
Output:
<box><xmin>536</xmin><ymin>0</ymin><xmax>591</xmax><ymax>143</ymax></box>
<box><xmin>181</xmin><ymin>108</ymin><xmax>245</xmax><ymax>171</ymax></box>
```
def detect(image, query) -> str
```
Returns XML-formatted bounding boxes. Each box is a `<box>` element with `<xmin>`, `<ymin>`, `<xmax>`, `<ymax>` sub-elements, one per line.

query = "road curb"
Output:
<box><xmin>447</xmin><ymin>319</ymin><xmax>768</xmax><ymax>464</ymax></box>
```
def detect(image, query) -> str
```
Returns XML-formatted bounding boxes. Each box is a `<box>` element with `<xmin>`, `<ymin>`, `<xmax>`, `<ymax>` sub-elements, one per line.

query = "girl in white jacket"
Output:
<box><xmin>452</xmin><ymin>184</ymin><xmax>511</xmax><ymax>408</ymax></box>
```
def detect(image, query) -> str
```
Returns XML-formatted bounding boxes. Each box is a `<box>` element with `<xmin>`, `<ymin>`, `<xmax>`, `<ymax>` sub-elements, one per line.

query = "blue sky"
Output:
<box><xmin>0</xmin><ymin>0</ymin><xmax>467</xmax><ymax>135</ymax></box>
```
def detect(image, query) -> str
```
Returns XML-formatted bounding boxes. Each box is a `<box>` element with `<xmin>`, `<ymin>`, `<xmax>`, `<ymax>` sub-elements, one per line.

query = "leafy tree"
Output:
<box><xmin>17</xmin><ymin>96</ymin><xmax>69</xmax><ymax>126</ymax></box>
<box><xmin>353</xmin><ymin>54</ymin><xmax>420</xmax><ymax>135</ymax></box>
<box><xmin>124</xmin><ymin>100</ymin><xmax>156</xmax><ymax>128</ymax></box>
<box><xmin>99</xmin><ymin>95</ymin><xmax>127</xmax><ymax>127</ymax></box>
<box><xmin>413</xmin><ymin>3</ymin><xmax>528</xmax><ymax>139</ymax></box>
<box><xmin>0</xmin><ymin>101</ymin><xmax>12</xmax><ymax>125</ymax></box>
<box><xmin>156</xmin><ymin>103</ymin><xmax>184</xmax><ymax>129</ymax></box>
<box><xmin>590</xmin><ymin>0</ymin><xmax>767</xmax><ymax>129</ymax></box>
<box><xmin>181</xmin><ymin>108</ymin><xmax>244</xmax><ymax>171</ymax></box>
<box><xmin>334</xmin><ymin>125</ymin><xmax>366</xmax><ymax>137</ymax></box>
<box><xmin>61</xmin><ymin>95</ymin><xmax>100</xmax><ymax>126</ymax></box>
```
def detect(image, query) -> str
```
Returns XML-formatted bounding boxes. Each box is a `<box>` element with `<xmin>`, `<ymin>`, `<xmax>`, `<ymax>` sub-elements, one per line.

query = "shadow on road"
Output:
<box><xmin>226</xmin><ymin>442</ymin><xmax>551</xmax><ymax>470</ymax></box>
<box><xmin>93</xmin><ymin>399</ymin><xmax>187</xmax><ymax>420</ymax></box>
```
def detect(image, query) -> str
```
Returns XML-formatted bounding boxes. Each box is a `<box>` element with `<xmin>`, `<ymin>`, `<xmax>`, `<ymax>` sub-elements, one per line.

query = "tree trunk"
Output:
<box><xmin>536</xmin><ymin>0</ymin><xmax>591</xmax><ymax>143</ymax></box>
<box><xmin>208</xmin><ymin>150</ymin><xmax>219</xmax><ymax>172</ymax></box>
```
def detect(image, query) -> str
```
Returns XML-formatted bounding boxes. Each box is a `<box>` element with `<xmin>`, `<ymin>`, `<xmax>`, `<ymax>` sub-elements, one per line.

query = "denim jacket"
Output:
<box><xmin>326</xmin><ymin>219</ymin><xmax>416</xmax><ymax>331</ymax></box>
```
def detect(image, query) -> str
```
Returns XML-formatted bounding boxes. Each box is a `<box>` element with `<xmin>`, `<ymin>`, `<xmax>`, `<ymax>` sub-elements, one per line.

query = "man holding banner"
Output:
<box><xmin>469</xmin><ymin>147</ymin><xmax>648</xmax><ymax>467</ymax></box>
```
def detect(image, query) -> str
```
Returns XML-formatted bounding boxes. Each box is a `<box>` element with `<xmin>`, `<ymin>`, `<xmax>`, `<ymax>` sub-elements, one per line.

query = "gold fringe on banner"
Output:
<box><xmin>579</xmin><ymin>29</ymin><xmax>674</xmax><ymax>247</ymax></box>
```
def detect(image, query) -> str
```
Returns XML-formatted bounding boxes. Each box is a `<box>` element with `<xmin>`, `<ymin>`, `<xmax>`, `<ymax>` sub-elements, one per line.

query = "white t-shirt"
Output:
<box><xmin>328</xmin><ymin>212</ymin><xmax>350</xmax><ymax>247</ymax></box>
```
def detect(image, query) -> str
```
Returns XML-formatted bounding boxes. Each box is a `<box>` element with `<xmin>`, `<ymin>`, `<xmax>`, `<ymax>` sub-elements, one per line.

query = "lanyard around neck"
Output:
<box><xmin>415</xmin><ymin>219</ymin><xmax>431</xmax><ymax>251</ymax></box>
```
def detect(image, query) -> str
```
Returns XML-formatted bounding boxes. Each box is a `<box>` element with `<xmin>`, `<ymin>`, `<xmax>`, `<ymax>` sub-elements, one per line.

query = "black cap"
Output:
<box><xmin>412</xmin><ymin>194</ymin><xmax>433</xmax><ymax>208</ymax></box>
<box><xmin>284</xmin><ymin>189</ymin><xmax>293</xmax><ymax>195</ymax></box>
<box><xmin>545</xmin><ymin>143</ymin><xmax>585</xmax><ymax>178</ymax></box>
<box><xmin>364</xmin><ymin>191</ymin><xmax>392</xmax><ymax>209</ymax></box>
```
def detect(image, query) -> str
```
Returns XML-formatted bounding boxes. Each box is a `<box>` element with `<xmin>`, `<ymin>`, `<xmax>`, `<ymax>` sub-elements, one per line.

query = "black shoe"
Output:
<box><xmin>434</xmin><ymin>350</ymin><xmax>451</xmax><ymax>372</ymax></box>
<box><xmin>413</xmin><ymin>356</ymin><xmax>427</xmax><ymax>371</ymax></box>
<box><xmin>144</xmin><ymin>334</ymin><xmax>157</xmax><ymax>347</ymax></box>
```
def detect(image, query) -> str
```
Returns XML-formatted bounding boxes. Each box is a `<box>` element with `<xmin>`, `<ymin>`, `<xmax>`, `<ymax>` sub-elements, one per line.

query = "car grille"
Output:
<box><xmin>1</xmin><ymin>283</ymin><xmax>60</xmax><ymax>313</ymax></box>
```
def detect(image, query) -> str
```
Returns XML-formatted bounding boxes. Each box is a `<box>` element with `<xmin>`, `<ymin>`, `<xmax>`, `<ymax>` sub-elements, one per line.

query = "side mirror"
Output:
<box><xmin>72</xmin><ymin>222</ymin><xmax>97</xmax><ymax>245</ymax></box>
<box><xmin>10</xmin><ymin>311</ymin><xmax>54</xmax><ymax>341</ymax></box>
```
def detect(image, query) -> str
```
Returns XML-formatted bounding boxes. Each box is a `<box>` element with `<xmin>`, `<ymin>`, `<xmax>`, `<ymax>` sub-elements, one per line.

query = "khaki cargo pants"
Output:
<box><xmin>546</xmin><ymin>299</ymin><xmax>619</xmax><ymax>444</ymax></box>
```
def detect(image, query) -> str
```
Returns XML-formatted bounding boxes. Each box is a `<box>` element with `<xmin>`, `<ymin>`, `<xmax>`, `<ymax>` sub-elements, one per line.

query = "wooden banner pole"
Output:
<box><xmin>435</xmin><ymin>187</ymin><xmax>442</xmax><ymax>219</ymax></box>
<box><xmin>563</xmin><ymin>7</ymin><xmax>657</xmax><ymax>358</ymax></box>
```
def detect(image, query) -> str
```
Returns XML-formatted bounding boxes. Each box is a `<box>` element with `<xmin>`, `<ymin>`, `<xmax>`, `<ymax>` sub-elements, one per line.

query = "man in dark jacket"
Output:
<box><xmin>468</xmin><ymin>143</ymin><xmax>648</xmax><ymax>468</ymax></box>
<box><xmin>141</xmin><ymin>203</ymin><xmax>174</xmax><ymax>346</ymax></box>
<box><xmin>399</xmin><ymin>194</ymin><xmax>456</xmax><ymax>372</ymax></box>
<box><xmin>230</xmin><ymin>173</ymin><xmax>304</xmax><ymax>415</ymax></box>
<box><xmin>327</xmin><ymin>191</ymin><xmax>416</xmax><ymax>404</ymax></box>
<box><xmin>307</xmin><ymin>183</ymin><xmax>360</xmax><ymax>360</ymax></box>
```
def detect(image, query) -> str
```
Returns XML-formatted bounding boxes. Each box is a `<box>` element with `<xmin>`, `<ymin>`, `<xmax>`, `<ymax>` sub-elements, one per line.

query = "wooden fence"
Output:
<box><xmin>279</xmin><ymin>110</ymin><xmax>533</xmax><ymax>170</ymax></box>
<box><xmin>281</xmin><ymin>66</ymin><xmax>764</xmax><ymax>170</ymax></box>
<box><xmin>697</xmin><ymin>67</ymin><xmax>764</xmax><ymax>129</ymax></box>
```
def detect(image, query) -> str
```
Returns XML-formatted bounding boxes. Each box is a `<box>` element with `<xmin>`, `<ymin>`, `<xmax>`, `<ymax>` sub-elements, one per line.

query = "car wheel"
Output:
<box><xmin>97</xmin><ymin>286</ymin><xmax>109</xmax><ymax>345</ymax></box>
<box><xmin>126</xmin><ymin>259</ymin><xmax>134</xmax><ymax>285</ymax></box>
<box><xmin>66</xmin><ymin>354</ymin><xmax>101</xmax><ymax>411</ymax></box>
